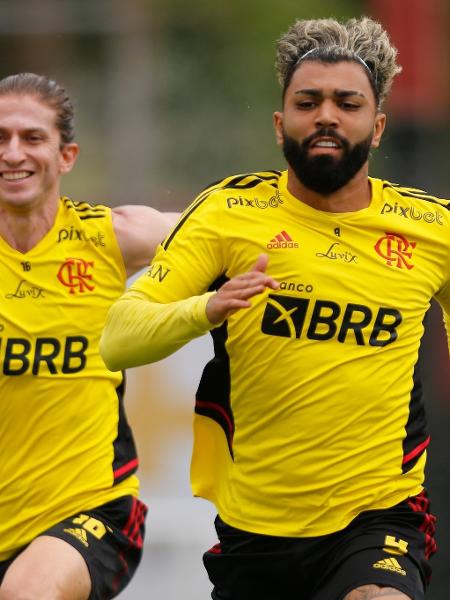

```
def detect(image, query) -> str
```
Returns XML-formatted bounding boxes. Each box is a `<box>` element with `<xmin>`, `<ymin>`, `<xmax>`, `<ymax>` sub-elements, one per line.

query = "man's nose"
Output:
<box><xmin>314</xmin><ymin>101</ymin><xmax>339</xmax><ymax>128</ymax></box>
<box><xmin>2</xmin><ymin>138</ymin><xmax>26</xmax><ymax>163</ymax></box>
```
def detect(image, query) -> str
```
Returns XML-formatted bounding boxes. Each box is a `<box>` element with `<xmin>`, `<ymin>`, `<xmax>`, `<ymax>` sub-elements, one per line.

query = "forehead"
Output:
<box><xmin>0</xmin><ymin>94</ymin><xmax>57</xmax><ymax>130</ymax></box>
<box><xmin>287</xmin><ymin>60</ymin><xmax>376</xmax><ymax>102</ymax></box>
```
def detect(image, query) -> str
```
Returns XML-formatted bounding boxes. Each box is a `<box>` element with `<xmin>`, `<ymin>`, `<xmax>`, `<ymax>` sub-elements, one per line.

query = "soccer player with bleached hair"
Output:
<box><xmin>101</xmin><ymin>16</ymin><xmax>449</xmax><ymax>600</ymax></box>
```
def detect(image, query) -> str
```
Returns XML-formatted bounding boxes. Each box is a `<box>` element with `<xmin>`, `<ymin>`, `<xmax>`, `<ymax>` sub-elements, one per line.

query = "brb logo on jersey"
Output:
<box><xmin>57</xmin><ymin>258</ymin><xmax>95</xmax><ymax>293</ymax></box>
<box><xmin>261</xmin><ymin>293</ymin><xmax>402</xmax><ymax>347</ymax></box>
<box><xmin>374</xmin><ymin>232</ymin><xmax>416</xmax><ymax>270</ymax></box>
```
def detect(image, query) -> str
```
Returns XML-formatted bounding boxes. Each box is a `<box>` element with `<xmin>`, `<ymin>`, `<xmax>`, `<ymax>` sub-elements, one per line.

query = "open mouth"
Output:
<box><xmin>310</xmin><ymin>138</ymin><xmax>341</xmax><ymax>150</ymax></box>
<box><xmin>1</xmin><ymin>171</ymin><xmax>33</xmax><ymax>181</ymax></box>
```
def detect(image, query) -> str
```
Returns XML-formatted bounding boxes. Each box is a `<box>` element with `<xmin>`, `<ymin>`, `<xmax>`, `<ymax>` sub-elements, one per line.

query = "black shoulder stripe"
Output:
<box><xmin>161</xmin><ymin>192</ymin><xmax>212</xmax><ymax>250</ymax></box>
<box><xmin>223</xmin><ymin>171</ymin><xmax>281</xmax><ymax>190</ymax></box>
<box><xmin>396</xmin><ymin>191</ymin><xmax>450</xmax><ymax>209</ymax></box>
<box><xmin>73</xmin><ymin>204</ymin><xmax>107</xmax><ymax>213</ymax></box>
<box><xmin>383</xmin><ymin>182</ymin><xmax>450</xmax><ymax>209</ymax></box>
<box><xmin>162</xmin><ymin>171</ymin><xmax>282</xmax><ymax>250</ymax></box>
<box><xmin>63</xmin><ymin>197</ymin><xmax>108</xmax><ymax>214</ymax></box>
<box><xmin>79</xmin><ymin>214</ymin><xmax>107</xmax><ymax>220</ymax></box>
<box><xmin>223</xmin><ymin>177</ymin><xmax>278</xmax><ymax>190</ymax></box>
<box><xmin>200</xmin><ymin>171</ymin><xmax>280</xmax><ymax>194</ymax></box>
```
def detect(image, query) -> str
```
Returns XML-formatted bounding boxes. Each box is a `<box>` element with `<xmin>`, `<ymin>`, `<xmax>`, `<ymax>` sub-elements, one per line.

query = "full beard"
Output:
<box><xmin>281</xmin><ymin>128</ymin><xmax>373</xmax><ymax>195</ymax></box>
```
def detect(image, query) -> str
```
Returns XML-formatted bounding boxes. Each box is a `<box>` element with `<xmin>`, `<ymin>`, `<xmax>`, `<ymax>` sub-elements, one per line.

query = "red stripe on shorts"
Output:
<box><xmin>407</xmin><ymin>491</ymin><xmax>437</xmax><ymax>560</ymax></box>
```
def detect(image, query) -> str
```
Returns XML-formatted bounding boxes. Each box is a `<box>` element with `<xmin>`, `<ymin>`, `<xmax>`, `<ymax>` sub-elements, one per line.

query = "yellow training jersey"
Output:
<box><xmin>0</xmin><ymin>198</ymin><xmax>139</xmax><ymax>560</ymax></box>
<box><xmin>113</xmin><ymin>171</ymin><xmax>450</xmax><ymax>538</ymax></box>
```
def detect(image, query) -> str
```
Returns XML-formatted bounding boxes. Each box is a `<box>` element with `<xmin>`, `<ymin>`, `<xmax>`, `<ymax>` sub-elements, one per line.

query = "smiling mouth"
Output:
<box><xmin>310</xmin><ymin>139</ymin><xmax>341</xmax><ymax>149</ymax></box>
<box><xmin>1</xmin><ymin>171</ymin><xmax>33</xmax><ymax>181</ymax></box>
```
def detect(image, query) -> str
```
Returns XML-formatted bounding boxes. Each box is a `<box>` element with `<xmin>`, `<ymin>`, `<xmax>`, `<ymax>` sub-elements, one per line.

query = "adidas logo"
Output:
<box><xmin>373</xmin><ymin>557</ymin><xmax>406</xmax><ymax>576</ymax></box>
<box><xmin>63</xmin><ymin>527</ymin><xmax>89</xmax><ymax>547</ymax></box>
<box><xmin>267</xmin><ymin>230</ymin><xmax>299</xmax><ymax>249</ymax></box>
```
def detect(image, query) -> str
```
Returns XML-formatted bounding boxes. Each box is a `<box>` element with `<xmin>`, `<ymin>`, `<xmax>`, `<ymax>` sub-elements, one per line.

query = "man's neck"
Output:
<box><xmin>0</xmin><ymin>198</ymin><xmax>60</xmax><ymax>253</ymax></box>
<box><xmin>286</xmin><ymin>166</ymin><xmax>372</xmax><ymax>213</ymax></box>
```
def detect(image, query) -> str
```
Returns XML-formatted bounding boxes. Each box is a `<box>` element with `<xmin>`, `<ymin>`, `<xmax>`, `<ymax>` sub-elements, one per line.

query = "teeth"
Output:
<box><xmin>2</xmin><ymin>171</ymin><xmax>31</xmax><ymax>181</ymax></box>
<box><xmin>314</xmin><ymin>141</ymin><xmax>338</xmax><ymax>148</ymax></box>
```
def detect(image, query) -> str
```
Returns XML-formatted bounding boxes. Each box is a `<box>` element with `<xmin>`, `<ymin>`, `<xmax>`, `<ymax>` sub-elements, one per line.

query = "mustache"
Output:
<box><xmin>302</xmin><ymin>128</ymin><xmax>349</xmax><ymax>149</ymax></box>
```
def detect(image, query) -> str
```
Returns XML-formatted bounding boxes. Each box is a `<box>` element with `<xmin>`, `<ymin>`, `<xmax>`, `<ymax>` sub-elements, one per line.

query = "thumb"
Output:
<box><xmin>251</xmin><ymin>253</ymin><xmax>269</xmax><ymax>273</ymax></box>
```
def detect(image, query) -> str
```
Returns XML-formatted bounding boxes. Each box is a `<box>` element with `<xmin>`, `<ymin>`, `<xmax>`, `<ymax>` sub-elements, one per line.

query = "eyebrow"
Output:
<box><xmin>0</xmin><ymin>126</ymin><xmax>49</xmax><ymax>135</ymax></box>
<box><xmin>294</xmin><ymin>89</ymin><xmax>366</xmax><ymax>99</ymax></box>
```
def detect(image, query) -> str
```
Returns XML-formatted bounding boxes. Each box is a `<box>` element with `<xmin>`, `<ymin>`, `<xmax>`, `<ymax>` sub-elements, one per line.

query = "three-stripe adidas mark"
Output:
<box><xmin>63</xmin><ymin>527</ymin><xmax>89</xmax><ymax>547</ymax></box>
<box><xmin>267</xmin><ymin>230</ymin><xmax>299</xmax><ymax>249</ymax></box>
<box><xmin>373</xmin><ymin>557</ymin><xmax>406</xmax><ymax>576</ymax></box>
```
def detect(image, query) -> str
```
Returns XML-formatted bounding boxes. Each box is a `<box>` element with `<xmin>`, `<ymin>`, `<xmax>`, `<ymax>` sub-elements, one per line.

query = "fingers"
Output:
<box><xmin>251</xmin><ymin>253</ymin><xmax>269</xmax><ymax>274</ymax></box>
<box><xmin>205</xmin><ymin>256</ymin><xmax>279</xmax><ymax>325</ymax></box>
<box><xmin>226</xmin><ymin>255</ymin><xmax>278</xmax><ymax>293</ymax></box>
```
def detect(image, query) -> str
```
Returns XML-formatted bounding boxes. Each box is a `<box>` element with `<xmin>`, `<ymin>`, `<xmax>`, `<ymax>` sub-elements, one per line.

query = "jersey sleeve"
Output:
<box><xmin>434</xmin><ymin>247</ymin><xmax>450</xmax><ymax>355</ymax></box>
<box><xmin>100</xmin><ymin>191</ymin><xmax>227</xmax><ymax>370</ymax></box>
<box><xmin>435</xmin><ymin>278</ymin><xmax>450</xmax><ymax>356</ymax></box>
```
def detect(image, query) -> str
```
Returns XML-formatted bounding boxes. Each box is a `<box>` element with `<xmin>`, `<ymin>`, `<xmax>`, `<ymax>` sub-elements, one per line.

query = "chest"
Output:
<box><xmin>0</xmin><ymin>234</ymin><xmax>124</xmax><ymax>339</ymax></box>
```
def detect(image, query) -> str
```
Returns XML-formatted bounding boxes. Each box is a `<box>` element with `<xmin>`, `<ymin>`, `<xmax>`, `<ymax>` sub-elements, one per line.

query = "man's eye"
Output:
<box><xmin>297</xmin><ymin>101</ymin><xmax>316</xmax><ymax>109</ymax></box>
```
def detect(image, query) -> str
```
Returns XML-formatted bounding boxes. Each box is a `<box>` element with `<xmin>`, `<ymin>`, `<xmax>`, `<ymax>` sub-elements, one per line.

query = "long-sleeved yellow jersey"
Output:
<box><xmin>102</xmin><ymin>172</ymin><xmax>450</xmax><ymax>537</ymax></box>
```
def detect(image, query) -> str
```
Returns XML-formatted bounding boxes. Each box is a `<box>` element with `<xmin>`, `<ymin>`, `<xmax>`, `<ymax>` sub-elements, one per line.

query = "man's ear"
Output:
<box><xmin>59</xmin><ymin>143</ymin><xmax>79</xmax><ymax>174</ymax></box>
<box><xmin>371</xmin><ymin>112</ymin><xmax>386</xmax><ymax>148</ymax></box>
<box><xmin>273</xmin><ymin>111</ymin><xmax>284</xmax><ymax>146</ymax></box>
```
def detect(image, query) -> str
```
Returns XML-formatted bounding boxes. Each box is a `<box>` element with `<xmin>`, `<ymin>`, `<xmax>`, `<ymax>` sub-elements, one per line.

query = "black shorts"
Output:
<box><xmin>204</xmin><ymin>491</ymin><xmax>436</xmax><ymax>600</ymax></box>
<box><xmin>0</xmin><ymin>495</ymin><xmax>147</xmax><ymax>600</ymax></box>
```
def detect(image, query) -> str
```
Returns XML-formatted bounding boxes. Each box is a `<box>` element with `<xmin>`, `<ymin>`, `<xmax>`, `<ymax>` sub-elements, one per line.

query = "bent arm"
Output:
<box><xmin>444</xmin><ymin>309</ymin><xmax>450</xmax><ymax>356</ymax></box>
<box><xmin>102</xmin><ymin>192</ymin><xmax>226</xmax><ymax>370</ymax></box>
<box><xmin>435</xmin><ymin>277</ymin><xmax>450</xmax><ymax>356</ymax></box>
<box><xmin>100</xmin><ymin>189</ymin><xmax>278</xmax><ymax>371</ymax></box>
<box><xmin>100</xmin><ymin>289</ymin><xmax>214</xmax><ymax>370</ymax></box>
<box><xmin>100</xmin><ymin>252</ymin><xmax>279</xmax><ymax>370</ymax></box>
<box><xmin>112</xmin><ymin>205</ymin><xmax>180</xmax><ymax>277</ymax></box>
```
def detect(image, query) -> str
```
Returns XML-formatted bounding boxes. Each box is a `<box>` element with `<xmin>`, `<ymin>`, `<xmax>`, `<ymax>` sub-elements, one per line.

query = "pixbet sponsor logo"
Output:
<box><xmin>381</xmin><ymin>202</ymin><xmax>443</xmax><ymax>225</ymax></box>
<box><xmin>57</xmin><ymin>227</ymin><xmax>106</xmax><ymax>246</ymax></box>
<box><xmin>226</xmin><ymin>190</ymin><xmax>283</xmax><ymax>209</ymax></box>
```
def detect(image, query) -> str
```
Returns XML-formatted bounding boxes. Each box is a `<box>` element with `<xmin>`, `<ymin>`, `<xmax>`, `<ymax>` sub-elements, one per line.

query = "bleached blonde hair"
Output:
<box><xmin>276</xmin><ymin>16</ymin><xmax>402</xmax><ymax>108</ymax></box>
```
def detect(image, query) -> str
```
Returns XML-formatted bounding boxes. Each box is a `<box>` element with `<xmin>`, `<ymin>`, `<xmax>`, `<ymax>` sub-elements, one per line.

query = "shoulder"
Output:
<box><xmin>200</xmin><ymin>170</ymin><xmax>283</xmax><ymax>195</ymax></box>
<box><xmin>378</xmin><ymin>180</ymin><xmax>450</xmax><ymax>227</ymax></box>
<box><xmin>61</xmin><ymin>196</ymin><xmax>110</xmax><ymax>222</ymax></box>
<box><xmin>381</xmin><ymin>180</ymin><xmax>450</xmax><ymax>208</ymax></box>
<box><xmin>188</xmin><ymin>170</ymin><xmax>284</xmax><ymax>213</ymax></box>
<box><xmin>112</xmin><ymin>205</ymin><xmax>179</xmax><ymax>277</ymax></box>
<box><xmin>111</xmin><ymin>204</ymin><xmax>176</xmax><ymax>232</ymax></box>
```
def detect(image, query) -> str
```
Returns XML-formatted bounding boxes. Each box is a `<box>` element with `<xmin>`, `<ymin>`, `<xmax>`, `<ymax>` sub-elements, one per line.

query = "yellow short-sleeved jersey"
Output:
<box><xmin>129</xmin><ymin>171</ymin><xmax>450</xmax><ymax>537</ymax></box>
<box><xmin>0</xmin><ymin>198</ymin><xmax>139</xmax><ymax>560</ymax></box>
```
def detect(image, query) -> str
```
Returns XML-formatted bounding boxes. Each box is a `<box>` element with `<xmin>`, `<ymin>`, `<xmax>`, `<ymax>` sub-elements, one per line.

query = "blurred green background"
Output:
<box><xmin>0</xmin><ymin>0</ymin><xmax>447</xmax><ymax>597</ymax></box>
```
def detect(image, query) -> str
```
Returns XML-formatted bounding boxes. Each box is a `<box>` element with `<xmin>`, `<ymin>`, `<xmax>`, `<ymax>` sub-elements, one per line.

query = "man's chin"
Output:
<box><xmin>0</xmin><ymin>192</ymin><xmax>36</xmax><ymax>208</ymax></box>
<box><xmin>307</xmin><ymin>148</ymin><xmax>342</xmax><ymax>161</ymax></box>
